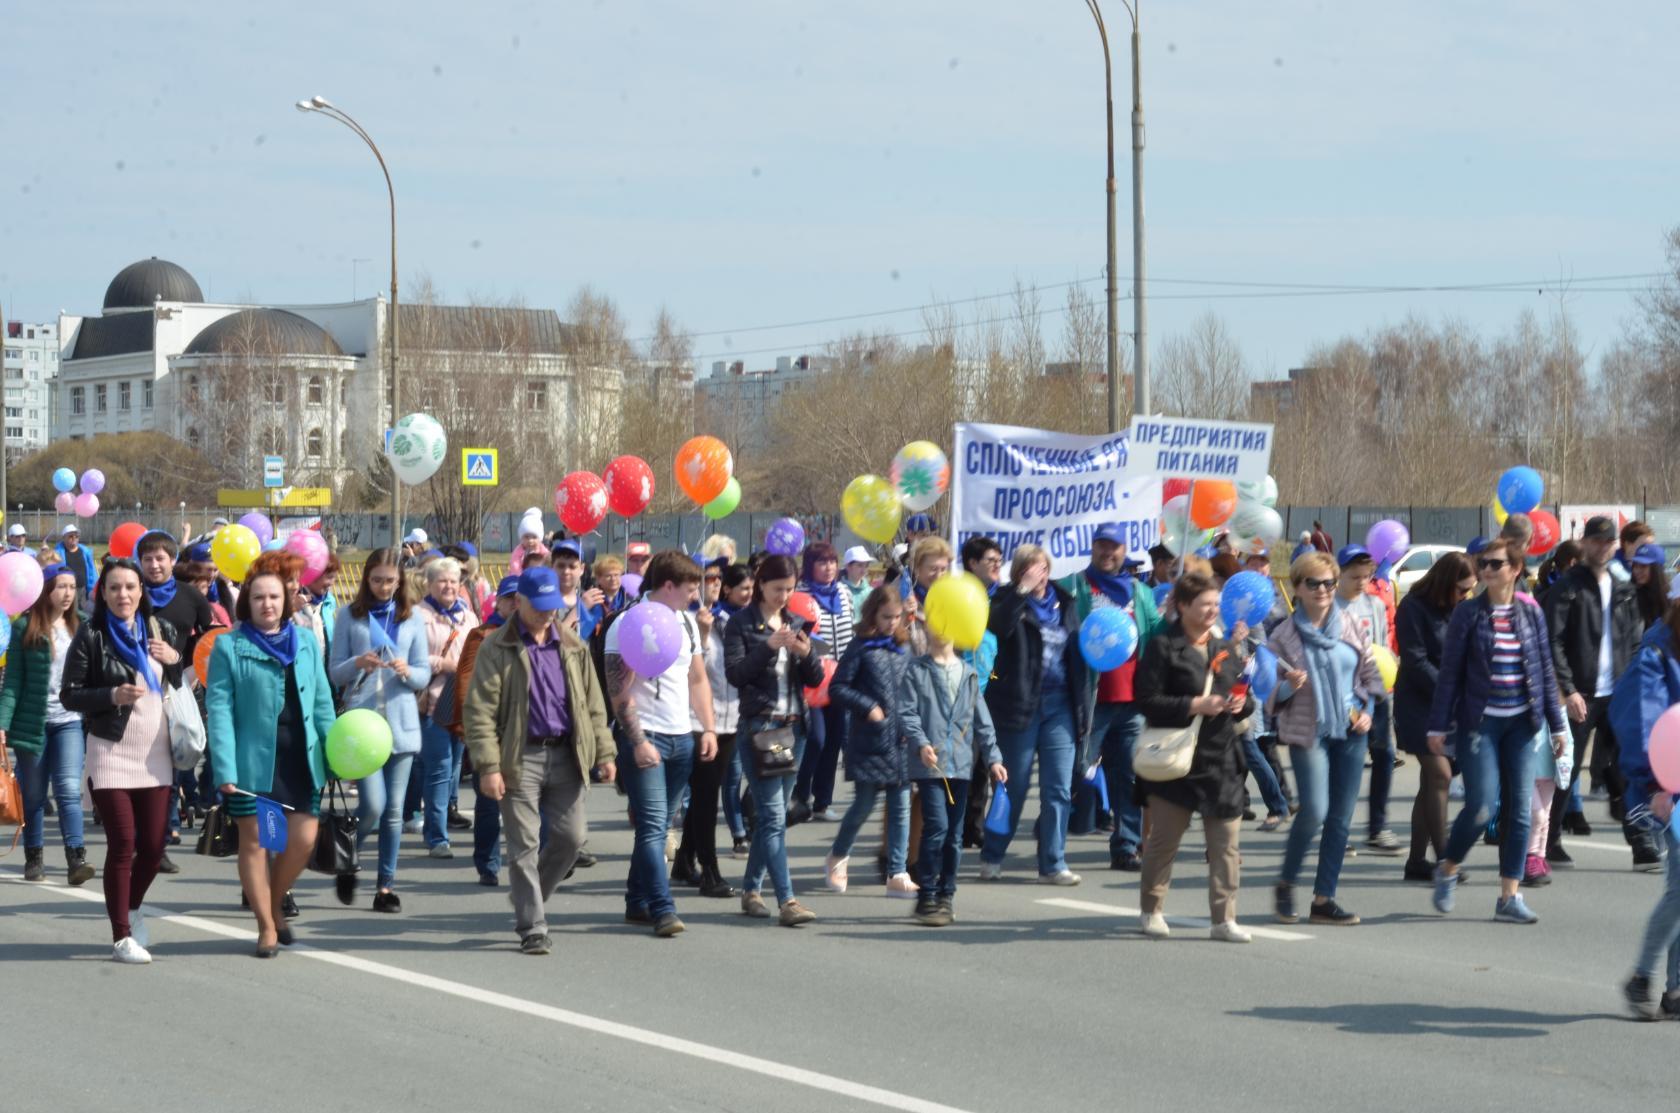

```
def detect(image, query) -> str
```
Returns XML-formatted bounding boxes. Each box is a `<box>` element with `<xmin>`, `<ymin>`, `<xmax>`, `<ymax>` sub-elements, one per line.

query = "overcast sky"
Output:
<box><xmin>5</xmin><ymin>1</ymin><xmax>1676</xmax><ymax>379</ymax></box>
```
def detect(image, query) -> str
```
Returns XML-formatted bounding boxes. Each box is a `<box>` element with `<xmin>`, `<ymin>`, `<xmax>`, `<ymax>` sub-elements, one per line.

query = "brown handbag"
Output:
<box><xmin>0</xmin><ymin>742</ymin><xmax>24</xmax><ymax>854</ymax></box>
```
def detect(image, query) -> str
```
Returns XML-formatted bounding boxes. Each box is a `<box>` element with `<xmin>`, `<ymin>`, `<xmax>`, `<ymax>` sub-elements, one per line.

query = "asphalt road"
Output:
<box><xmin>3</xmin><ymin>764</ymin><xmax>1673</xmax><ymax>1113</ymax></box>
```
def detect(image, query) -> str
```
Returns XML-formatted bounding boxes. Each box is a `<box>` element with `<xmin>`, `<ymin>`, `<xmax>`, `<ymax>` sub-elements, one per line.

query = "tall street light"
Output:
<box><xmin>1083</xmin><ymin>1</ymin><xmax>1148</xmax><ymax>431</ymax></box>
<box><xmin>296</xmin><ymin>95</ymin><xmax>402</xmax><ymax>548</ymax></box>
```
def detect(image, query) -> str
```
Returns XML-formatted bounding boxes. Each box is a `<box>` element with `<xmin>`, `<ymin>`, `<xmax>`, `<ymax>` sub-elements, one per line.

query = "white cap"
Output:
<box><xmin>518</xmin><ymin>515</ymin><xmax>544</xmax><ymax>539</ymax></box>
<box><xmin>892</xmin><ymin>542</ymin><xmax>909</xmax><ymax>562</ymax></box>
<box><xmin>842</xmin><ymin>545</ymin><xmax>871</xmax><ymax>565</ymax></box>
<box><xmin>7</xmin><ymin>523</ymin><xmax>24</xmax><ymax>537</ymax></box>
<box><xmin>403</xmin><ymin>527</ymin><xmax>428</xmax><ymax>545</ymax></box>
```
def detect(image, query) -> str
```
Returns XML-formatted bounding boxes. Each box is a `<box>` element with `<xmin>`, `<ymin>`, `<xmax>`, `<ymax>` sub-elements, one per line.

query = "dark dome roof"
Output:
<box><xmin>184</xmin><ymin>308</ymin><xmax>345</xmax><ymax>357</ymax></box>
<box><xmin>103</xmin><ymin>257</ymin><xmax>203</xmax><ymax>310</ymax></box>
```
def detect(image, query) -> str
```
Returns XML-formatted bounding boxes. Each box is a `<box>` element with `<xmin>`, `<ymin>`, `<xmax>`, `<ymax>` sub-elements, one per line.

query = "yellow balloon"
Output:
<box><xmin>925</xmin><ymin>572</ymin><xmax>989</xmax><ymax>650</ymax></box>
<box><xmin>841</xmin><ymin>474</ymin><xmax>901</xmax><ymax>544</ymax></box>
<box><xmin>1491</xmin><ymin>493</ymin><xmax>1508</xmax><ymax>527</ymax></box>
<box><xmin>1372</xmin><ymin>645</ymin><xmax>1398</xmax><ymax>693</ymax></box>
<box><xmin>211</xmin><ymin>523</ymin><xmax>261</xmax><ymax>582</ymax></box>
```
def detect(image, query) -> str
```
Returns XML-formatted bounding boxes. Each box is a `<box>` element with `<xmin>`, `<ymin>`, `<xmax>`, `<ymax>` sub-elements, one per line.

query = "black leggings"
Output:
<box><xmin>678</xmin><ymin>732</ymin><xmax>737</xmax><ymax>874</ymax></box>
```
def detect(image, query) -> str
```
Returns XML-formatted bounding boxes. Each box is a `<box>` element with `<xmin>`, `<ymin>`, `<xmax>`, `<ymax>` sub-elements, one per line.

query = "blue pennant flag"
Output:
<box><xmin>1084</xmin><ymin>761</ymin><xmax>1110</xmax><ymax>813</ymax></box>
<box><xmin>252</xmin><ymin>796</ymin><xmax>289</xmax><ymax>853</ymax></box>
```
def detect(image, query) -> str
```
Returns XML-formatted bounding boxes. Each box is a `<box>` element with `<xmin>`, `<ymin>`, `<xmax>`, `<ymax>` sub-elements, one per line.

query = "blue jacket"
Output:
<box><xmin>56</xmin><ymin>543</ymin><xmax>96</xmax><ymax>598</ymax></box>
<box><xmin>1428</xmin><ymin>594</ymin><xmax>1567</xmax><ymax>739</ymax></box>
<box><xmin>899</xmin><ymin>654</ymin><xmax>1000</xmax><ymax>781</ymax></box>
<box><xmin>206</xmin><ymin>625</ymin><xmax>337</xmax><ymax>794</ymax></box>
<box><xmin>830</xmin><ymin>639</ymin><xmax>911</xmax><ymax>787</ymax></box>
<box><xmin>1610</xmin><ymin>623</ymin><xmax>1680</xmax><ymax>811</ymax></box>
<box><xmin>328</xmin><ymin>609</ymin><xmax>432</xmax><ymax>755</ymax></box>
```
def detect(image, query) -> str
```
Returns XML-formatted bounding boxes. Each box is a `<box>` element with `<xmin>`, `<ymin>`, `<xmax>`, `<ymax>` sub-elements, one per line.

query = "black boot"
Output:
<box><xmin>23</xmin><ymin>847</ymin><xmax>45</xmax><ymax>882</ymax></box>
<box><xmin>447</xmin><ymin>803</ymin><xmax>472</xmax><ymax>832</ymax></box>
<box><xmin>670</xmin><ymin>852</ymin><xmax>701</xmax><ymax>887</ymax></box>
<box><xmin>698</xmin><ymin>863</ymin><xmax>738</xmax><ymax>899</ymax></box>
<box><xmin>66</xmin><ymin>846</ymin><xmax>95</xmax><ymax>886</ymax></box>
<box><xmin>913</xmin><ymin>890</ymin><xmax>939</xmax><ymax>924</ymax></box>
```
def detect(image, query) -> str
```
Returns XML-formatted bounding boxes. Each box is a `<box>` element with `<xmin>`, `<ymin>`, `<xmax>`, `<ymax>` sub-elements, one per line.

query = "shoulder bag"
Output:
<box><xmin>309</xmin><ymin>778</ymin><xmax>360</xmax><ymax>876</ymax></box>
<box><xmin>748</xmin><ymin>724</ymin><xmax>799</xmax><ymax>779</ymax></box>
<box><xmin>0</xmin><ymin>743</ymin><xmax>23</xmax><ymax>855</ymax></box>
<box><xmin>1133</xmin><ymin>666</ymin><xmax>1215</xmax><ymax>783</ymax></box>
<box><xmin>195</xmin><ymin>803</ymin><xmax>239</xmax><ymax>857</ymax></box>
<box><xmin>151</xmin><ymin>619</ymin><xmax>208</xmax><ymax>771</ymax></box>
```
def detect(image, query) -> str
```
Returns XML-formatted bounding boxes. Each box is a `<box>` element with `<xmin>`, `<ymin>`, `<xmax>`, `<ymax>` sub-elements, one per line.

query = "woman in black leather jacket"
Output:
<box><xmin>723</xmin><ymin>554</ymin><xmax>825</xmax><ymax>926</ymax></box>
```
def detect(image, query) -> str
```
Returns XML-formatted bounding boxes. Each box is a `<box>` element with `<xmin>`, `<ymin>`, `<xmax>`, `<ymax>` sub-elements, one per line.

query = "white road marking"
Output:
<box><xmin>3</xmin><ymin>872</ymin><xmax>975</xmax><ymax>1113</ymax></box>
<box><xmin>1036</xmin><ymin>897</ymin><xmax>1316</xmax><ymax>941</ymax></box>
<box><xmin>1557</xmin><ymin>838</ymin><xmax>1633</xmax><ymax>855</ymax></box>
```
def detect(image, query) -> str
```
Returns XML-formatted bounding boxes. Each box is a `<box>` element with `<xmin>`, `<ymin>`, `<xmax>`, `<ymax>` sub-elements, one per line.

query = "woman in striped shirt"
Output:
<box><xmin>792</xmin><ymin>542</ymin><xmax>855</xmax><ymax>822</ymax></box>
<box><xmin>1426</xmin><ymin>536</ymin><xmax>1570</xmax><ymax>924</ymax></box>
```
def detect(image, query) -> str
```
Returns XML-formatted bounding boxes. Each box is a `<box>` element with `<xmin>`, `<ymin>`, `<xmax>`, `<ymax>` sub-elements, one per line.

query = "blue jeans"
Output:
<box><xmin>829</xmin><ymin>781</ymin><xmax>911</xmax><ymax>876</ymax></box>
<box><xmin>1242</xmin><ymin>733</ymin><xmax>1291</xmax><ymax>817</ymax></box>
<box><xmin>619</xmin><ymin>730</ymin><xmax>696</xmax><ymax>919</ymax></box>
<box><xmin>1635</xmin><ymin>822</ymin><xmax>1680</xmax><ymax>991</ymax></box>
<box><xmin>1092</xmin><ymin>702</ymin><xmax>1144</xmax><ymax>855</ymax></box>
<box><xmin>358</xmin><ymin>753</ymin><xmax>416</xmax><ymax>889</ymax></box>
<box><xmin>1363</xmin><ymin>696</ymin><xmax>1395</xmax><ymax>837</ymax></box>
<box><xmin>741</xmin><ymin>718</ymin><xmax>800</xmax><ymax>904</ymax></box>
<box><xmin>794</xmin><ymin>703</ymin><xmax>848</xmax><ymax>810</ymax></box>
<box><xmin>1445</xmin><ymin>713</ymin><xmax>1540</xmax><ymax>880</ymax></box>
<box><xmin>981</xmin><ymin>689</ymin><xmax>1077</xmax><ymax>875</ymax></box>
<box><xmin>420</xmin><ymin>716</ymin><xmax>456</xmax><ymax>848</ymax></box>
<box><xmin>472</xmin><ymin>771</ymin><xmax>503</xmax><ymax>878</ymax></box>
<box><xmin>917</xmin><ymin>778</ymin><xmax>969</xmax><ymax>899</ymax></box>
<box><xmin>722</xmin><ymin>743</ymin><xmax>746</xmax><ymax>840</ymax></box>
<box><xmin>16</xmin><ymin>721</ymin><xmax>88</xmax><ymax>850</ymax></box>
<box><xmin>1281</xmin><ymin>734</ymin><xmax>1366</xmax><ymax>898</ymax></box>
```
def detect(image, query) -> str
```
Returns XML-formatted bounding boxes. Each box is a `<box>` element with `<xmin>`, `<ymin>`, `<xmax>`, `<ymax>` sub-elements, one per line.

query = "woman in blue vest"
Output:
<box><xmin>207</xmin><ymin>565</ymin><xmax>337</xmax><ymax>957</ymax></box>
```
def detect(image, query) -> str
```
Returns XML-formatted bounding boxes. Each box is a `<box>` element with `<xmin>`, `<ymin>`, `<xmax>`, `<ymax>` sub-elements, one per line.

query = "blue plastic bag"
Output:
<box><xmin>984</xmin><ymin>782</ymin><xmax>1011</xmax><ymax>837</ymax></box>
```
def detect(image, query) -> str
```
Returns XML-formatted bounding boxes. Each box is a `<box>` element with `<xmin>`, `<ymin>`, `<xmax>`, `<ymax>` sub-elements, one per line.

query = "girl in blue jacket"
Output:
<box><xmin>1611</xmin><ymin>614</ymin><xmax>1680</xmax><ymax>1019</ymax></box>
<box><xmin>207</xmin><ymin>564</ymin><xmax>338</xmax><ymax>957</ymax></box>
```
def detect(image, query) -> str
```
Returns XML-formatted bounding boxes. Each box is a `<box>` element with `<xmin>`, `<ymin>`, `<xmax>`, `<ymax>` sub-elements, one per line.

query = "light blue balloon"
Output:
<box><xmin>1497</xmin><ymin>466</ymin><xmax>1543</xmax><ymax>515</ymax></box>
<box><xmin>0</xmin><ymin>615</ymin><xmax>10</xmax><ymax>659</ymax></box>
<box><xmin>1249</xmin><ymin>643</ymin><xmax>1279</xmax><ymax>703</ymax></box>
<box><xmin>1220</xmin><ymin>570</ymin><xmax>1277</xmax><ymax>631</ymax></box>
<box><xmin>1078</xmin><ymin>607</ymin><xmax>1138</xmax><ymax>672</ymax></box>
<box><xmin>51</xmin><ymin>467</ymin><xmax>77</xmax><ymax>493</ymax></box>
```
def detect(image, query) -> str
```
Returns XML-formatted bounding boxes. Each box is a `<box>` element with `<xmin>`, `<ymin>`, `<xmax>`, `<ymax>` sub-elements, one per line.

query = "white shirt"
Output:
<box><xmin>46</xmin><ymin>623</ymin><xmax>78</xmax><ymax>725</ymax></box>
<box><xmin>1594</xmin><ymin>572</ymin><xmax>1615</xmax><ymax>698</ymax></box>
<box><xmin>605</xmin><ymin>609</ymin><xmax>700</xmax><ymax>736</ymax></box>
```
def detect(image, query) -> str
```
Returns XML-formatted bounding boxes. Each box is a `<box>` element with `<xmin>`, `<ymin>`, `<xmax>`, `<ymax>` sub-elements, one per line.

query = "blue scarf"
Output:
<box><xmin>608</xmin><ymin>588</ymin><xmax>629</xmax><ymax>613</ymax></box>
<box><xmin>367</xmin><ymin>599</ymin><xmax>399</xmax><ymax>651</ymax></box>
<box><xmin>240</xmin><ymin>621</ymin><xmax>299</xmax><ymax>668</ymax></box>
<box><xmin>858</xmin><ymin>635</ymin><xmax>905</xmax><ymax>655</ymax></box>
<box><xmin>485</xmin><ymin>613</ymin><xmax>506</xmax><ymax>629</ymax></box>
<box><xmin>1292</xmin><ymin>606</ymin><xmax>1360</xmax><ymax>741</ymax></box>
<box><xmin>1029</xmin><ymin>588</ymin><xmax>1061</xmax><ymax>629</ymax></box>
<box><xmin>1084</xmin><ymin>567</ymin><xmax>1133</xmax><ymax>609</ymax></box>
<box><xmin>803</xmin><ymin>579</ymin><xmax>844</xmax><ymax>615</ymax></box>
<box><xmin>712</xmin><ymin>599</ymin><xmax>744</xmax><ymax>622</ymax></box>
<box><xmin>103</xmin><ymin>611</ymin><xmax>161</xmax><ymax>693</ymax></box>
<box><xmin>425</xmin><ymin>595</ymin><xmax>466</xmax><ymax>621</ymax></box>
<box><xmin>206</xmin><ymin>579</ymin><xmax>222</xmax><ymax>604</ymax></box>
<box><xmin>145</xmin><ymin>576</ymin><xmax>178</xmax><ymax>610</ymax></box>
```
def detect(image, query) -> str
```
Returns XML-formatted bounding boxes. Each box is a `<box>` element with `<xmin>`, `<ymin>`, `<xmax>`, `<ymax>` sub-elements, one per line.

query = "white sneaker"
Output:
<box><xmin>811</xmin><ymin>808</ymin><xmax>840</xmax><ymax>822</ymax></box>
<box><xmin>1037</xmin><ymin>870</ymin><xmax>1081</xmax><ymax>887</ymax></box>
<box><xmin>885</xmin><ymin>872</ymin><xmax>918</xmax><ymax>898</ymax></box>
<box><xmin>978</xmin><ymin>861</ymin><xmax>1003</xmax><ymax>881</ymax></box>
<box><xmin>665</xmin><ymin>830</ymin><xmax>679</xmax><ymax>862</ymax></box>
<box><xmin>1140</xmin><ymin>912</ymin><xmax>1170</xmax><ymax>939</ymax></box>
<box><xmin>1210</xmin><ymin>921</ymin><xmax>1253</xmax><ymax>944</ymax></box>
<box><xmin>428</xmin><ymin>843</ymin><xmax>454</xmax><ymax>859</ymax></box>
<box><xmin>402</xmin><ymin>817</ymin><xmax>423</xmax><ymax>834</ymax></box>
<box><xmin>824</xmin><ymin>855</ymin><xmax>849</xmax><ymax>894</ymax></box>
<box><xmin>130</xmin><ymin>908</ymin><xmax>149</xmax><ymax>949</ymax></box>
<box><xmin>112</xmin><ymin>937</ymin><xmax>152</xmax><ymax>964</ymax></box>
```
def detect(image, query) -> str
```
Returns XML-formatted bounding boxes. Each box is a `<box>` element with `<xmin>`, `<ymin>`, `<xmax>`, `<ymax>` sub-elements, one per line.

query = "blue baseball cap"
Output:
<box><xmin>41</xmin><ymin>562</ymin><xmax>69</xmax><ymax>582</ymax></box>
<box><xmin>458</xmin><ymin>541</ymin><xmax>478</xmax><ymax>559</ymax></box>
<box><xmin>1633</xmin><ymin>542</ymin><xmax>1667</xmax><ymax>566</ymax></box>
<box><xmin>495</xmin><ymin>575</ymin><xmax>521</xmax><ymax>597</ymax></box>
<box><xmin>1466</xmin><ymin>536</ymin><xmax>1490</xmax><ymax>556</ymax></box>
<box><xmin>553</xmin><ymin>539</ymin><xmax>583</xmax><ymax>559</ymax></box>
<box><xmin>905</xmin><ymin>513</ymin><xmax>935</xmax><ymax>533</ymax></box>
<box><xmin>1336</xmin><ymin>544</ymin><xmax>1373</xmax><ymax>567</ymax></box>
<box><xmin>517</xmin><ymin>566</ymin><xmax>562</xmax><ymax>611</ymax></box>
<box><xmin>1093</xmin><ymin>523</ymin><xmax>1128</xmax><ymax>546</ymax></box>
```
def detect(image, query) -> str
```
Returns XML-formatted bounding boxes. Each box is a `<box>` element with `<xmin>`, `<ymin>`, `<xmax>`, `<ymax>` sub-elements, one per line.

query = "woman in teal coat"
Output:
<box><xmin>207</xmin><ymin>565</ymin><xmax>337</xmax><ymax>958</ymax></box>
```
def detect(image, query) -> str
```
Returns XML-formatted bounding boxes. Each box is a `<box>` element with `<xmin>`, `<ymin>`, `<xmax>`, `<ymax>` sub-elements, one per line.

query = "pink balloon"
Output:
<box><xmin>55</xmin><ymin>492</ymin><xmax>75</xmax><ymax>514</ymax></box>
<box><xmin>1651</xmin><ymin>705</ymin><xmax>1680</xmax><ymax>794</ymax></box>
<box><xmin>284</xmin><ymin>528</ymin><xmax>331</xmax><ymax>586</ymax></box>
<box><xmin>73</xmin><ymin>492</ymin><xmax>100</xmax><ymax>518</ymax></box>
<box><xmin>0</xmin><ymin>551</ymin><xmax>45</xmax><ymax>616</ymax></box>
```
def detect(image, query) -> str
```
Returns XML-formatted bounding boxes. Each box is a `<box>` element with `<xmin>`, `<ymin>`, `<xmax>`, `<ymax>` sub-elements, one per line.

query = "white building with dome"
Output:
<box><xmin>54</xmin><ymin>257</ymin><xmax>621</xmax><ymax>496</ymax></box>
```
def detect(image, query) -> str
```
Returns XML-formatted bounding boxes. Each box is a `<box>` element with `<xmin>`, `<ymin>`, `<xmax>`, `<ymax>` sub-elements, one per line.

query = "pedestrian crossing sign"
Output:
<box><xmin>462</xmin><ymin>448</ymin><xmax>499</xmax><ymax>487</ymax></box>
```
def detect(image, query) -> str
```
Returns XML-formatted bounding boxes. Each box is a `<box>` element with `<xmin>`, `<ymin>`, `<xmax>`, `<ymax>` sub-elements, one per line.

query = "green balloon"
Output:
<box><xmin>703</xmin><ymin>477</ymin><xmax>742</xmax><ymax>519</ymax></box>
<box><xmin>325</xmin><ymin>708</ymin><xmax>394</xmax><ymax>781</ymax></box>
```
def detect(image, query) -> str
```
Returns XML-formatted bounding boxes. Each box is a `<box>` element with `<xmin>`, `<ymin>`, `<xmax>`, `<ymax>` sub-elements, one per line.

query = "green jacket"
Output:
<box><xmin>1056</xmin><ymin>568</ymin><xmax>1163</xmax><ymax>699</ymax></box>
<box><xmin>461</xmin><ymin>618</ymin><xmax>612</xmax><ymax>795</ymax></box>
<box><xmin>205</xmin><ymin>626</ymin><xmax>336</xmax><ymax>794</ymax></box>
<box><xmin>0</xmin><ymin>616</ymin><xmax>49</xmax><ymax>754</ymax></box>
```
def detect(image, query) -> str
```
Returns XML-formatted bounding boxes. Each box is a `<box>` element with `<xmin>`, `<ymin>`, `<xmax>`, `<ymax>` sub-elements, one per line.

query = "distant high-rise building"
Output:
<box><xmin>3</xmin><ymin>318</ymin><xmax>60</xmax><ymax>461</ymax></box>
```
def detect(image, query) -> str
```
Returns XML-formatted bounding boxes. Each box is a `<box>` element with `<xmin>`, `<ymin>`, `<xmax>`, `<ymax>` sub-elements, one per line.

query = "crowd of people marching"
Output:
<box><xmin>3</xmin><ymin>508</ymin><xmax>1678</xmax><ymax>1020</ymax></box>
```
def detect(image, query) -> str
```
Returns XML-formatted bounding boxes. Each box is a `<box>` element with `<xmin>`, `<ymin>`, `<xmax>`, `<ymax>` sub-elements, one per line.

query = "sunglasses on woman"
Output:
<box><xmin>1477</xmin><ymin>557</ymin><xmax>1507</xmax><ymax>571</ymax></box>
<box><xmin>1301</xmin><ymin>577</ymin><xmax>1335</xmax><ymax>591</ymax></box>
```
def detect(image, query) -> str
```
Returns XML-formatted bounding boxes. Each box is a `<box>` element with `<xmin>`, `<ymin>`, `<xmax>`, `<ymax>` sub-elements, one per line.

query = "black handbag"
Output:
<box><xmin>748</xmin><ymin>725</ymin><xmax>799</xmax><ymax>779</ymax></box>
<box><xmin>309</xmin><ymin>779</ymin><xmax>360</xmax><ymax>876</ymax></box>
<box><xmin>195</xmin><ymin>804</ymin><xmax>239</xmax><ymax>858</ymax></box>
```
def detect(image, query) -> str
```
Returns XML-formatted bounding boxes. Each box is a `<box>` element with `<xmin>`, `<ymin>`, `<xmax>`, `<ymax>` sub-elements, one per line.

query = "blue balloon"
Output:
<box><xmin>1249</xmin><ymin>643</ymin><xmax>1279</xmax><ymax>703</ymax></box>
<box><xmin>1078</xmin><ymin>607</ymin><xmax>1139</xmax><ymax>672</ymax></box>
<box><xmin>1497</xmin><ymin>466</ymin><xmax>1543</xmax><ymax>515</ymax></box>
<box><xmin>0</xmin><ymin>615</ymin><xmax>10</xmax><ymax>659</ymax></box>
<box><xmin>1220</xmin><ymin>570</ymin><xmax>1276</xmax><ymax>630</ymax></box>
<box><xmin>51</xmin><ymin>467</ymin><xmax>76</xmax><ymax>493</ymax></box>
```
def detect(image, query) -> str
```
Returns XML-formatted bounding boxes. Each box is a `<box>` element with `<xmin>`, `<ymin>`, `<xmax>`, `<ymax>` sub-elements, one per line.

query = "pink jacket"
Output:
<box><xmin>416</xmin><ymin>599</ymin><xmax>479</xmax><ymax>716</ymax></box>
<box><xmin>1264</xmin><ymin>610</ymin><xmax>1383</xmax><ymax>749</ymax></box>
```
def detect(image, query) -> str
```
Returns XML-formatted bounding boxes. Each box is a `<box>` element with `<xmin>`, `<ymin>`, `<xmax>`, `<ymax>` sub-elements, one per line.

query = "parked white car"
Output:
<box><xmin>1391</xmin><ymin>544</ymin><xmax>1465</xmax><ymax>600</ymax></box>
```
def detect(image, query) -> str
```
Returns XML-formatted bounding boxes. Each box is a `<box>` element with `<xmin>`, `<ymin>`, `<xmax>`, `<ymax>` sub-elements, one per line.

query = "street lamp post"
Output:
<box><xmin>1083</xmin><ymin>1</ymin><xmax>1148</xmax><ymax>430</ymax></box>
<box><xmin>296</xmin><ymin>95</ymin><xmax>401</xmax><ymax>549</ymax></box>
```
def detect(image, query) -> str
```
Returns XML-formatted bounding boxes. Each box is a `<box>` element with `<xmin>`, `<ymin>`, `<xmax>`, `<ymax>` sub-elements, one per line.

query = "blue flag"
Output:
<box><xmin>367</xmin><ymin>619</ymin><xmax>396</xmax><ymax>654</ymax></box>
<box><xmin>253</xmin><ymin>796</ymin><xmax>289</xmax><ymax>853</ymax></box>
<box><xmin>1084</xmin><ymin>761</ymin><xmax>1110</xmax><ymax>813</ymax></box>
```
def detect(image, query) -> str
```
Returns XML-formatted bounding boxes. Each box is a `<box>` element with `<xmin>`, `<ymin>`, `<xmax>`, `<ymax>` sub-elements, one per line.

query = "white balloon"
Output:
<box><xmin>1236</xmin><ymin>474</ymin><xmax>1279</xmax><ymax>508</ymax></box>
<box><xmin>1227</xmin><ymin>500</ymin><xmax>1285</xmax><ymax>552</ymax></box>
<box><xmin>387</xmin><ymin>412</ymin><xmax>448</xmax><ymax>485</ymax></box>
<box><xmin>1161</xmin><ymin>494</ymin><xmax>1214</xmax><ymax>557</ymax></box>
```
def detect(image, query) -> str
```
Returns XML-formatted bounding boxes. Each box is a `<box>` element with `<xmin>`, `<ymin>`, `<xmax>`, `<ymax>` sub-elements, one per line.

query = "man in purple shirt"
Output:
<box><xmin>464</xmin><ymin>566</ymin><xmax>614</xmax><ymax>957</ymax></box>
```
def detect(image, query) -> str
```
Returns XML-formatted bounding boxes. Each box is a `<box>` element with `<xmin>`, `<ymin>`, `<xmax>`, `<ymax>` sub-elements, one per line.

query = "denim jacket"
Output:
<box><xmin>899</xmin><ymin>654</ymin><xmax>1000</xmax><ymax>781</ymax></box>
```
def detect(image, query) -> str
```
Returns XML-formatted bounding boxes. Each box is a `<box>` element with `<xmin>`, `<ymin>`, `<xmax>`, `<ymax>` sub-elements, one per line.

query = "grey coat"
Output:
<box><xmin>329</xmin><ymin>609</ymin><xmax>433</xmax><ymax>755</ymax></box>
<box><xmin>899</xmin><ymin>654</ymin><xmax>1000</xmax><ymax>781</ymax></box>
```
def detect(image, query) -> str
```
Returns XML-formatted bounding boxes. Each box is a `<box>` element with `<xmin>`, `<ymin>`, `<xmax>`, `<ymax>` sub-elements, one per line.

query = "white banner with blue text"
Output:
<box><xmin>1122</xmin><ymin>415</ymin><xmax>1274</xmax><ymax>485</ymax></box>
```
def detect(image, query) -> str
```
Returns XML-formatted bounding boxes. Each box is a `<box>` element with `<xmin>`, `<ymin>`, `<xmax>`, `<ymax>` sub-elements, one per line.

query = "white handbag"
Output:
<box><xmin>1133</xmin><ymin>668</ymin><xmax>1213</xmax><ymax>783</ymax></box>
<box><xmin>152</xmin><ymin>620</ymin><xmax>208</xmax><ymax>771</ymax></box>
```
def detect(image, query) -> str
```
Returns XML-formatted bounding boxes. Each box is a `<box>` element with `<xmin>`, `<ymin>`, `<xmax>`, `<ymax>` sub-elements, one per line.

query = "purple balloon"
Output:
<box><xmin>616</xmin><ymin>600</ymin><xmax>683</xmax><ymax>677</ymax></box>
<box><xmin>765</xmin><ymin>516</ymin><xmax>805</xmax><ymax>557</ymax></box>
<box><xmin>238</xmin><ymin>511</ymin><xmax>275</xmax><ymax>546</ymax></box>
<box><xmin>79</xmin><ymin>468</ymin><xmax>107</xmax><ymax>495</ymax></box>
<box><xmin>619</xmin><ymin>572</ymin><xmax>643</xmax><ymax>598</ymax></box>
<box><xmin>1365</xmin><ymin>519</ymin><xmax>1410</xmax><ymax>564</ymax></box>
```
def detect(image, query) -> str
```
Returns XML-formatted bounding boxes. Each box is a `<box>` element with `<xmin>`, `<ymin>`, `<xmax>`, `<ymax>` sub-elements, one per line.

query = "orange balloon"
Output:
<box><xmin>1188</xmin><ymin>481</ymin><xmax>1238</xmax><ymax>529</ymax></box>
<box><xmin>194</xmin><ymin>626</ymin><xmax>229</xmax><ymax>686</ymax></box>
<box><xmin>674</xmin><ymin>436</ymin><xmax>733</xmax><ymax>504</ymax></box>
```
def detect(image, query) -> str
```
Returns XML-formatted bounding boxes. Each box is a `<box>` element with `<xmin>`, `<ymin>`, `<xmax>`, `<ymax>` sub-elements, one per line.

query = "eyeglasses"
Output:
<box><xmin>1477</xmin><ymin>557</ymin><xmax>1507</xmax><ymax>571</ymax></box>
<box><xmin>1301</xmin><ymin>577</ymin><xmax>1335</xmax><ymax>591</ymax></box>
<box><xmin>980</xmin><ymin>556</ymin><xmax>1003</xmax><ymax>567</ymax></box>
